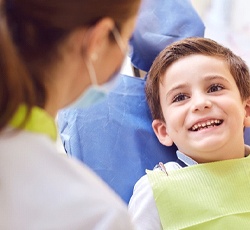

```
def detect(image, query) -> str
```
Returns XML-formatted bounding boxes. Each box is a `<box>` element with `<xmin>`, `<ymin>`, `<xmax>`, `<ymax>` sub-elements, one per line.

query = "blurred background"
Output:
<box><xmin>191</xmin><ymin>0</ymin><xmax>250</xmax><ymax>66</ymax></box>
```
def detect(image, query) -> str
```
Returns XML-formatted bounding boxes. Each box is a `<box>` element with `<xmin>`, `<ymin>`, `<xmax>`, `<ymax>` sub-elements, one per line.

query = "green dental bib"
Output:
<box><xmin>147</xmin><ymin>156</ymin><xmax>250</xmax><ymax>229</ymax></box>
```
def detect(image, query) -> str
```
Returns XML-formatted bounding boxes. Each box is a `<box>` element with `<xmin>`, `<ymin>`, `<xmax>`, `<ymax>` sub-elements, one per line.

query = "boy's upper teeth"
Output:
<box><xmin>191</xmin><ymin>119</ymin><xmax>222</xmax><ymax>131</ymax></box>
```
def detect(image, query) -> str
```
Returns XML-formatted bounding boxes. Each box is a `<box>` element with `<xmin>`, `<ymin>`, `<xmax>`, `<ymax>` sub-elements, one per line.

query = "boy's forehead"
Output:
<box><xmin>162</xmin><ymin>54</ymin><xmax>228</xmax><ymax>76</ymax></box>
<box><xmin>159</xmin><ymin>54</ymin><xmax>234</xmax><ymax>88</ymax></box>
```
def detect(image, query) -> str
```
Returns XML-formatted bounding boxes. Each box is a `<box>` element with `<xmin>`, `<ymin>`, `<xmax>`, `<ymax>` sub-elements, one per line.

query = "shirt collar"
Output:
<box><xmin>176</xmin><ymin>150</ymin><xmax>198</xmax><ymax>166</ymax></box>
<box><xmin>9</xmin><ymin>105</ymin><xmax>57</xmax><ymax>141</ymax></box>
<box><xmin>177</xmin><ymin>149</ymin><xmax>249</xmax><ymax>166</ymax></box>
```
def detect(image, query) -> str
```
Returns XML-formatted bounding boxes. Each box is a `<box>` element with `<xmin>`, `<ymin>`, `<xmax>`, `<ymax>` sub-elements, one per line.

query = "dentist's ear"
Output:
<box><xmin>244</xmin><ymin>97</ymin><xmax>250</xmax><ymax>127</ymax></box>
<box><xmin>152</xmin><ymin>119</ymin><xmax>173</xmax><ymax>146</ymax></box>
<box><xmin>82</xmin><ymin>17</ymin><xmax>115</xmax><ymax>59</ymax></box>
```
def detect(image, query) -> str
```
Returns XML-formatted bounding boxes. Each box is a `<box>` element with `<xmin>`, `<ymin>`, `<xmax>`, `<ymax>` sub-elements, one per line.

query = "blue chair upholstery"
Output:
<box><xmin>58</xmin><ymin>75</ymin><xmax>178</xmax><ymax>203</ymax></box>
<box><xmin>245</xmin><ymin>128</ymin><xmax>250</xmax><ymax>145</ymax></box>
<box><xmin>130</xmin><ymin>0</ymin><xmax>205</xmax><ymax>72</ymax></box>
<box><xmin>58</xmin><ymin>0</ymin><xmax>205</xmax><ymax>203</ymax></box>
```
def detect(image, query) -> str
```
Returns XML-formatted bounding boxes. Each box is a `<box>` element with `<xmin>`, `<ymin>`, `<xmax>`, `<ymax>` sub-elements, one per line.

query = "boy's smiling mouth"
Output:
<box><xmin>189</xmin><ymin>119</ymin><xmax>223</xmax><ymax>131</ymax></box>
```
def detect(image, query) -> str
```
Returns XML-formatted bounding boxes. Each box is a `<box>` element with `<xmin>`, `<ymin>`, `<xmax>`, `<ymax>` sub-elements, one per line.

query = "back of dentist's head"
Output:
<box><xmin>0</xmin><ymin>0</ymin><xmax>141</xmax><ymax>131</ymax></box>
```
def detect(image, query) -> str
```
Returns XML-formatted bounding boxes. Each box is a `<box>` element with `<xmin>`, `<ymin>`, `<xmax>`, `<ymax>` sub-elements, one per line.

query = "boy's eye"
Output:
<box><xmin>172</xmin><ymin>93</ymin><xmax>188</xmax><ymax>103</ymax></box>
<box><xmin>208</xmin><ymin>84</ymin><xmax>224</xmax><ymax>93</ymax></box>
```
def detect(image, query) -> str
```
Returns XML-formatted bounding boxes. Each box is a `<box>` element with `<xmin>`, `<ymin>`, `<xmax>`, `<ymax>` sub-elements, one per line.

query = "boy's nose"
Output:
<box><xmin>191</xmin><ymin>94</ymin><xmax>212</xmax><ymax>112</ymax></box>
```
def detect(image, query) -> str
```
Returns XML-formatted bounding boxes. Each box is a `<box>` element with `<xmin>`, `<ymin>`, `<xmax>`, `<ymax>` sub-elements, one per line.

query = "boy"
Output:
<box><xmin>128</xmin><ymin>37</ymin><xmax>250</xmax><ymax>229</ymax></box>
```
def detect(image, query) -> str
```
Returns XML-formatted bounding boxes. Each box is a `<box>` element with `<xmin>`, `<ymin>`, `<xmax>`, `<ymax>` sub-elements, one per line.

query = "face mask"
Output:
<box><xmin>69</xmin><ymin>26</ymin><xmax>126</xmax><ymax>109</ymax></box>
<box><xmin>69</xmin><ymin>72</ymin><xmax>121</xmax><ymax>109</ymax></box>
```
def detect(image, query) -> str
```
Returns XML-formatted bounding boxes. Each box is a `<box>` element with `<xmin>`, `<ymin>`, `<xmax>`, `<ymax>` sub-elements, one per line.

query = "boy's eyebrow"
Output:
<box><xmin>165</xmin><ymin>75</ymin><xmax>230</xmax><ymax>99</ymax></box>
<box><xmin>204</xmin><ymin>75</ymin><xmax>230</xmax><ymax>82</ymax></box>
<box><xmin>165</xmin><ymin>83</ymin><xmax>189</xmax><ymax>99</ymax></box>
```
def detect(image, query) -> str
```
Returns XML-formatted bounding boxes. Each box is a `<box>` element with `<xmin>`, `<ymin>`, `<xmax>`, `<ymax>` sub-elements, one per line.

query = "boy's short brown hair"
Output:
<box><xmin>145</xmin><ymin>37</ymin><xmax>250</xmax><ymax>121</ymax></box>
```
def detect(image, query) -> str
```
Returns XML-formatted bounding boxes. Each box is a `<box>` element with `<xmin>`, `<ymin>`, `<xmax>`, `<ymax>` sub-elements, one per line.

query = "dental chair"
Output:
<box><xmin>245</xmin><ymin>128</ymin><xmax>250</xmax><ymax>145</ymax></box>
<box><xmin>57</xmin><ymin>0</ymin><xmax>205</xmax><ymax>203</ymax></box>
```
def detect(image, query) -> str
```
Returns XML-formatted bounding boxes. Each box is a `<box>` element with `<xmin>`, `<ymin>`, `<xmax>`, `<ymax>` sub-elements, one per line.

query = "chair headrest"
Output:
<box><xmin>129</xmin><ymin>0</ymin><xmax>205</xmax><ymax>72</ymax></box>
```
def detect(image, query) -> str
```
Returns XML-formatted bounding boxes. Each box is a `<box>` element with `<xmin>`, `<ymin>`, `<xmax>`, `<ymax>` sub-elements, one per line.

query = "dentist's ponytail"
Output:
<box><xmin>0</xmin><ymin>11</ymin><xmax>34</xmax><ymax>132</ymax></box>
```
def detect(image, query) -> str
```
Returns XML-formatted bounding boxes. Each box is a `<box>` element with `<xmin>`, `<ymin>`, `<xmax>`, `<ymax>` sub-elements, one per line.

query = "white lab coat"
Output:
<box><xmin>0</xmin><ymin>128</ymin><xmax>134</xmax><ymax>230</ymax></box>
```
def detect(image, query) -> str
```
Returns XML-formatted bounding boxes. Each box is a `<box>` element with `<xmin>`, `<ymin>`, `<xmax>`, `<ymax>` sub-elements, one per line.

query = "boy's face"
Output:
<box><xmin>152</xmin><ymin>54</ymin><xmax>250</xmax><ymax>163</ymax></box>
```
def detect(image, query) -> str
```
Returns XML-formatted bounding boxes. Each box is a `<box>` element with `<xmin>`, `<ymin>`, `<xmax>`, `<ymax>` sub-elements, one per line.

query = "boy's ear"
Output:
<box><xmin>244</xmin><ymin>98</ymin><xmax>250</xmax><ymax>127</ymax></box>
<box><xmin>152</xmin><ymin>119</ymin><xmax>173</xmax><ymax>146</ymax></box>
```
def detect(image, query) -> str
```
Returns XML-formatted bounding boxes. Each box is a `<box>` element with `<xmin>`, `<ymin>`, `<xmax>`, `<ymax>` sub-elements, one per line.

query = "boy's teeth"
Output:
<box><xmin>191</xmin><ymin>119</ymin><xmax>222</xmax><ymax>131</ymax></box>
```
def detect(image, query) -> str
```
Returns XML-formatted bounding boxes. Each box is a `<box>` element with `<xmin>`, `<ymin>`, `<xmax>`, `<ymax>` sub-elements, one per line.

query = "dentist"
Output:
<box><xmin>0</xmin><ymin>0</ymin><xmax>141</xmax><ymax>229</ymax></box>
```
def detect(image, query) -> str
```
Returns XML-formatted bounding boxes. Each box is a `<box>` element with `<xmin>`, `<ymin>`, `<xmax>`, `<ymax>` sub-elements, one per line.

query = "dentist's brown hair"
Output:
<box><xmin>0</xmin><ymin>0</ymin><xmax>141</xmax><ymax>131</ymax></box>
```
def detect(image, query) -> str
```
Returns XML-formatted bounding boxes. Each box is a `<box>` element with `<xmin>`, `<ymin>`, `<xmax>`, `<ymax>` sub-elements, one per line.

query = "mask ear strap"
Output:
<box><xmin>111</xmin><ymin>27</ymin><xmax>126</xmax><ymax>54</ymax></box>
<box><xmin>85</xmin><ymin>58</ymin><xmax>98</xmax><ymax>86</ymax></box>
